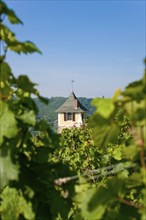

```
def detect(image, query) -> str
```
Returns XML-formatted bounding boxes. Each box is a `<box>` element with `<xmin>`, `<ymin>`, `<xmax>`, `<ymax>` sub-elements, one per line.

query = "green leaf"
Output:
<box><xmin>8</xmin><ymin>40</ymin><xmax>42</xmax><ymax>54</ymax></box>
<box><xmin>92</xmin><ymin>98</ymin><xmax>115</xmax><ymax>118</ymax></box>
<box><xmin>75</xmin><ymin>178</ymin><xmax>125</xmax><ymax>220</ymax></box>
<box><xmin>0</xmin><ymin>24</ymin><xmax>41</xmax><ymax>55</ymax></box>
<box><xmin>0</xmin><ymin>187</ymin><xmax>35</xmax><ymax>220</ymax></box>
<box><xmin>17</xmin><ymin>110</ymin><xmax>36</xmax><ymax>126</ymax></box>
<box><xmin>17</xmin><ymin>75</ymin><xmax>37</xmax><ymax>93</ymax></box>
<box><xmin>113</xmin><ymin>89</ymin><xmax>122</xmax><ymax>101</ymax></box>
<box><xmin>31</xmin><ymin>148</ymin><xmax>50</xmax><ymax>164</ymax></box>
<box><xmin>0</xmin><ymin>61</ymin><xmax>11</xmax><ymax>82</ymax></box>
<box><xmin>20</xmin><ymin>97</ymin><xmax>38</xmax><ymax>113</ymax></box>
<box><xmin>78</xmin><ymin>186</ymin><xmax>108</xmax><ymax>219</ymax></box>
<box><xmin>122</xmin><ymin>74</ymin><xmax>146</xmax><ymax>102</ymax></box>
<box><xmin>0</xmin><ymin>23</ymin><xmax>16</xmax><ymax>44</ymax></box>
<box><xmin>0</xmin><ymin>55</ymin><xmax>5</xmax><ymax>62</ymax></box>
<box><xmin>0</xmin><ymin>148</ymin><xmax>19</xmax><ymax>190</ymax></box>
<box><xmin>112</xmin><ymin>146</ymin><xmax>122</xmax><ymax>160</ymax></box>
<box><xmin>38</xmin><ymin>95</ymin><xmax>49</xmax><ymax>105</ymax></box>
<box><xmin>0</xmin><ymin>101</ymin><xmax>18</xmax><ymax>144</ymax></box>
<box><xmin>127</xmin><ymin>172</ymin><xmax>143</xmax><ymax>188</ymax></box>
<box><xmin>0</xmin><ymin>1</ymin><xmax>23</xmax><ymax>24</ymax></box>
<box><xmin>49</xmin><ymin>189</ymin><xmax>72</xmax><ymax>220</ymax></box>
<box><xmin>23</xmin><ymin>41</ymin><xmax>42</xmax><ymax>54</ymax></box>
<box><xmin>0</xmin><ymin>62</ymin><xmax>13</xmax><ymax>97</ymax></box>
<box><xmin>7</xmin><ymin>9</ymin><xmax>23</xmax><ymax>24</ymax></box>
<box><xmin>92</xmin><ymin>123</ymin><xmax>119</xmax><ymax>147</ymax></box>
<box><xmin>122</xmin><ymin>145</ymin><xmax>139</xmax><ymax>160</ymax></box>
<box><xmin>34</xmin><ymin>120</ymin><xmax>50</xmax><ymax>131</ymax></box>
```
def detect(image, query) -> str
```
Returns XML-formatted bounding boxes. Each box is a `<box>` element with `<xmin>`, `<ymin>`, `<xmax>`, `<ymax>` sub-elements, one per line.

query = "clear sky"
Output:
<box><xmin>5</xmin><ymin>0</ymin><xmax>145</xmax><ymax>98</ymax></box>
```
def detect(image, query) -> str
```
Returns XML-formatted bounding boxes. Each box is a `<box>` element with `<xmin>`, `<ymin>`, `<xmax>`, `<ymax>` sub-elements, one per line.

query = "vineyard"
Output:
<box><xmin>0</xmin><ymin>1</ymin><xmax>146</xmax><ymax>220</ymax></box>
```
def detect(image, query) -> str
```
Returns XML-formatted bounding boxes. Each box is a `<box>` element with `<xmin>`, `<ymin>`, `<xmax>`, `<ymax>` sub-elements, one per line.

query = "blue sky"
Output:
<box><xmin>5</xmin><ymin>0</ymin><xmax>145</xmax><ymax>98</ymax></box>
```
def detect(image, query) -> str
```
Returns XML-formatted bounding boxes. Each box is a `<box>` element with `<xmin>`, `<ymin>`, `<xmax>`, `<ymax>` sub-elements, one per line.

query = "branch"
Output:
<box><xmin>54</xmin><ymin>162</ymin><xmax>136</xmax><ymax>186</ymax></box>
<box><xmin>118</xmin><ymin>197</ymin><xmax>144</xmax><ymax>209</ymax></box>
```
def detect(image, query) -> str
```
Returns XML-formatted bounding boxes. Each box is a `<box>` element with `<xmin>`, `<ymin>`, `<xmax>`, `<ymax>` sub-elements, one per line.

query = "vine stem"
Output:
<box><xmin>54</xmin><ymin>162</ymin><xmax>137</xmax><ymax>186</ymax></box>
<box><xmin>118</xmin><ymin>197</ymin><xmax>144</xmax><ymax>209</ymax></box>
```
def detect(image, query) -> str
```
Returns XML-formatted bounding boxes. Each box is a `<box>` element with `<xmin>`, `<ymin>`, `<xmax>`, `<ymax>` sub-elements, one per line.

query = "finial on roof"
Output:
<box><xmin>71</xmin><ymin>78</ymin><xmax>75</xmax><ymax>92</ymax></box>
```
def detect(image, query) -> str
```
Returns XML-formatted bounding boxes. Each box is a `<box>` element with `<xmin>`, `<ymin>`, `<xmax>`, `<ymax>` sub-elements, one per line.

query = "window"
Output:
<box><xmin>82</xmin><ymin>114</ymin><xmax>84</xmax><ymax>120</ymax></box>
<box><xmin>64</xmin><ymin>113</ymin><xmax>75</xmax><ymax>121</ymax></box>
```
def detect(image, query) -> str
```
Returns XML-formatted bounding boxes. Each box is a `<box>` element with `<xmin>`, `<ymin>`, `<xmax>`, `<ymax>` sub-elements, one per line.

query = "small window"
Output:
<box><xmin>67</xmin><ymin>112</ymin><xmax>72</xmax><ymax>120</ymax></box>
<box><xmin>82</xmin><ymin>114</ymin><xmax>84</xmax><ymax>120</ymax></box>
<box><xmin>64</xmin><ymin>113</ymin><xmax>75</xmax><ymax>121</ymax></box>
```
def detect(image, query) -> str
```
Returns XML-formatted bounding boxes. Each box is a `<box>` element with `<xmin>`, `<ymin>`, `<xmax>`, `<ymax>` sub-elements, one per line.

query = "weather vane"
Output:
<box><xmin>71</xmin><ymin>78</ymin><xmax>75</xmax><ymax>92</ymax></box>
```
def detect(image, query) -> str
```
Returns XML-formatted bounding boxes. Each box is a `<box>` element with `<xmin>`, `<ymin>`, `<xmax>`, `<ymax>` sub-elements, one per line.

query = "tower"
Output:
<box><xmin>56</xmin><ymin>92</ymin><xmax>88</xmax><ymax>133</ymax></box>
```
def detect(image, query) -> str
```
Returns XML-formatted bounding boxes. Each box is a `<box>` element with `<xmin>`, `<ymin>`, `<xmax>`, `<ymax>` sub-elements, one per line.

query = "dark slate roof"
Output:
<box><xmin>56</xmin><ymin>92</ymin><xmax>88</xmax><ymax>113</ymax></box>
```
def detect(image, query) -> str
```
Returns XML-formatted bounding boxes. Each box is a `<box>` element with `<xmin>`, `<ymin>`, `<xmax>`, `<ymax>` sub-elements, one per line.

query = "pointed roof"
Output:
<box><xmin>56</xmin><ymin>92</ymin><xmax>88</xmax><ymax>113</ymax></box>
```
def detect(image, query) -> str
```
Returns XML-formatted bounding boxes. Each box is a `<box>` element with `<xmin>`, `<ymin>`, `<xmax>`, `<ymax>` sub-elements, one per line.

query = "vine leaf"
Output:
<box><xmin>0</xmin><ymin>24</ymin><xmax>41</xmax><ymax>54</ymax></box>
<box><xmin>77</xmin><ymin>178</ymin><xmax>125</xmax><ymax>219</ymax></box>
<box><xmin>0</xmin><ymin>1</ymin><xmax>23</xmax><ymax>24</ymax></box>
<box><xmin>92</xmin><ymin>98</ymin><xmax>115</xmax><ymax>118</ymax></box>
<box><xmin>0</xmin><ymin>148</ymin><xmax>19</xmax><ymax>190</ymax></box>
<box><xmin>0</xmin><ymin>101</ymin><xmax>18</xmax><ymax>144</ymax></box>
<box><xmin>0</xmin><ymin>62</ymin><xmax>11</xmax><ymax>81</ymax></box>
<box><xmin>17</xmin><ymin>110</ymin><xmax>36</xmax><ymax>126</ymax></box>
<box><xmin>0</xmin><ymin>187</ymin><xmax>35</xmax><ymax>220</ymax></box>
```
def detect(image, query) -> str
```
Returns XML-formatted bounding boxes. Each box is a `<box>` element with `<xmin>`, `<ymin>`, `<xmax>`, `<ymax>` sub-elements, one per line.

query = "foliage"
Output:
<box><xmin>52</xmin><ymin>125</ymin><xmax>100</xmax><ymax>173</ymax></box>
<box><xmin>52</xmin><ymin>72</ymin><xmax>146</xmax><ymax>219</ymax></box>
<box><xmin>0</xmin><ymin>187</ymin><xmax>35</xmax><ymax>220</ymax></box>
<box><xmin>0</xmin><ymin>2</ymin><xmax>73</xmax><ymax>219</ymax></box>
<box><xmin>75</xmin><ymin>72</ymin><xmax>146</xmax><ymax>219</ymax></box>
<box><xmin>0</xmin><ymin>1</ymin><xmax>146</xmax><ymax>220</ymax></box>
